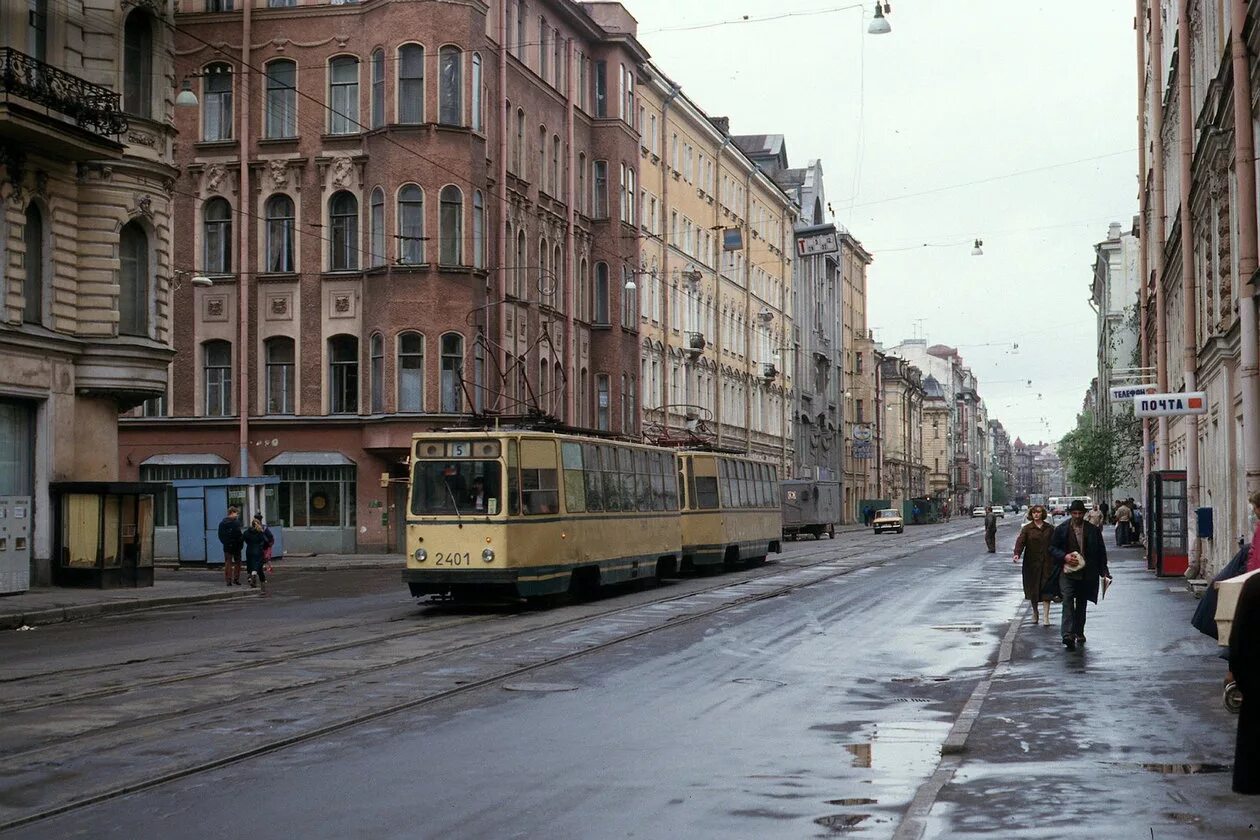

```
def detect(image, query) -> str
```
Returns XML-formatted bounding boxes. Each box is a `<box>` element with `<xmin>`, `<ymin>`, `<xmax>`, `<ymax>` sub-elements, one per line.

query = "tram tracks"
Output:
<box><xmin>0</xmin><ymin>527</ymin><xmax>974</xmax><ymax>835</ymax></box>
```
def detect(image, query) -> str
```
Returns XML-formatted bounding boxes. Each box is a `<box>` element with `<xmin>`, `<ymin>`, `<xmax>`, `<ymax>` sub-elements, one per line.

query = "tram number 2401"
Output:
<box><xmin>433</xmin><ymin>552</ymin><xmax>472</xmax><ymax>566</ymax></box>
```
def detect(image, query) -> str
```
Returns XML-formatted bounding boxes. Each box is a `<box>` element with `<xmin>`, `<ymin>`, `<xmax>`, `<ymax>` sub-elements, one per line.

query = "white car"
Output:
<box><xmin>971</xmin><ymin>506</ymin><xmax>986</xmax><ymax>517</ymax></box>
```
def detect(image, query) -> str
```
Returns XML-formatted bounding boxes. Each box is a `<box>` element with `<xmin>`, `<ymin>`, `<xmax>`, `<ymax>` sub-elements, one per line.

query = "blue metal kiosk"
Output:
<box><xmin>171</xmin><ymin>477</ymin><xmax>285</xmax><ymax>565</ymax></box>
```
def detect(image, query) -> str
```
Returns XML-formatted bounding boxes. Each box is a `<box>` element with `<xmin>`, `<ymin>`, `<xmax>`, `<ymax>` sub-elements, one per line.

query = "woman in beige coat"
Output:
<box><xmin>1013</xmin><ymin>504</ymin><xmax>1056</xmax><ymax>626</ymax></box>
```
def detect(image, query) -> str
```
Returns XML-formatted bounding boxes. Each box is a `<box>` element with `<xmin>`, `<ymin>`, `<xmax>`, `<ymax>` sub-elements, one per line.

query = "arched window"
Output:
<box><xmin>369</xmin><ymin>332</ymin><xmax>384</xmax><ymax>413</ymax></box>
<box><xmin>577</xmin><ymin>153</ymin><xmax>586</xmax><ymax>216</ymax></box>
<box><xmin>440</xmin><ymin>332</ymin><xmax>464</xmax><ymax>413</ymax></box>
<box><xmin>265</xmin><ymin>60</ymin><xmax>297</xmax><ymax>138</ymax></box>
<box><xmin>264</xmin><ymin>194</ymin><xmax>295</xmax><ymax>273</ymax></box>
<box><xmin>328</xmin><ymin>191</ymin><xmax>358</xmax><ymax>271</ymax></box>
<box><xmin>472</xmin><ymin>191</ymin><xmax>485</xmax><ymax>269</ymax></box>
<box><xmin>328</xmin><ymin>334</ymin><xmax>359</xmax><ymax>414</ymax></box>
<box><xmin>593</xmin><ymin>262</ymin><xmax>609</xmax><ymax>325</ymax></box>
<box><xmin>552</xmin><ymin>243</ymin><xmax>563</xmax><ymax>305</ymax></box>
<box><xmin>397</xmin><ymin>185</ymin><xmax>424</xmax><ymax>264</ymax></box>
<box><xmin>439</xmin><ymin>46</ymin><xmax>463</xmax><ymax>125</ymax></box>
<box><xmin>22</xmin><ymin>203</ymin><xmax>46</xmax><ymax>325</ymax></box>
<box><xmin>203</xmin><ymin>340</ymin><xmax>232</xmax><ymax>416</ymax></box>
<box><xmin>551</xmin><ymin>135</ymin><xmax>560</xmax><ymax>196</ymax></box>
<box><xmin>398</xmin><ymin>332</ymin><xmax>424</xmax><ymax>412</ymax></box>
<box><xmin>203</xmin><ymin>197</ymin><xmax>232</xmax><ymax>274</ymax></box>
<box><xmin>199</xmin><ymin>64</ymin><xmax>232</xmax><ymax>142</ymax></box>
<box><xmin>515</xmin><ymin>108</ymin><xmax>525</xmax><ymax>174</ymax></box>
<box><xmin>538</xmin><ymin>125</ymin><xmax>547</xmax><ymax>189</ymax></box>
<box><xmin>369</xmin><ymin>187</ymin><xmax>385</xmax><ymax>267</ymax></box>
<box><xmin>119</xmin><ymin>221</ymin><xmax>149</xmax><ymax>336</ymax></box>
<box><xmin>328</xmin><ymin>56</ymin><xmax>359</xmax><ymax>134</ymax></box>
<box><xmin>578</xmin><ymin>258</ymin><xmax>589</xmax><ymax>321</ymax></box>
<box><xmin>538</xmin><ymin>237</ymin><xmax>549</xmax><ymax>305</ymax></box>
<box><xmin>471</xmin><ymin>53</ymin><xmax>483</xmax><ymax>131</ymax></box>
<box><xmin>439</xmin><ymin>185</ymin><xmax>462</xmax><ymax>266</ymax></box>
<box><xmin>515</xmin><ymin>230</ymin><xmax>527</xmax><ymax>298</ymax></box>
<box><xmin>264</xmin><ymin>336</ymin><xmax>295</xmax><ymax>414</ymax></box>
<box><xmin>398</xmin><ymin>44</ymin><xmax>424</xmax><ymax>124</ymax></box>
<box><xmin>370</xmin><ymin>49</ymin><xmax>385</xmax><ymax>128</ymax></box>
<box><xmin>123</xmin><ymin>11</ymin><xmax>153</xmax><ymax>118</ymax></box>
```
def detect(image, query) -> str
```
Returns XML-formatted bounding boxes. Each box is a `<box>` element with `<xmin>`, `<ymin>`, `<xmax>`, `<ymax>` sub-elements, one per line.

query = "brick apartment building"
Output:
<box><xmin>118</xmin><ymin>0</ymin><xmax>647</xmax><ymax>554</ymax></box>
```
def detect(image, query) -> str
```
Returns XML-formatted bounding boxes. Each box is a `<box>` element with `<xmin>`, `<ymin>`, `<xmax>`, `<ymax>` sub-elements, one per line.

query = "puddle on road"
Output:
<box><xmin>1139</xmin><ymin>762</ymin><xmax>1231</xmax><ymax>774</ymax></box>
<box><xmin>814</xmin><ymin>813</ymin><xmax>870</xmax><ymax>831</ymax></box>
<box><xmin>930</xmin><ymin>624</ymin><xmax>983</xmax><ymax>633</ymax></box>
<box><xmin>843</xmin><ymin>721</ymin><xmax>951</xmax><ymax>775</ymax></box>
<box><xmin>826</xmin><ymin>797</ymin><xmax>878</xmax><ymax>806</ymax></box>
<box><xmin>732</xmin><ymin>677</ymin><xmax>788</xmax><ymax>687</ymax></box>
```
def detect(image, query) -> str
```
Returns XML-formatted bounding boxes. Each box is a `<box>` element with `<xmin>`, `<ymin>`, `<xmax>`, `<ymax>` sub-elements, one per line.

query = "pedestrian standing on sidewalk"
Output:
<box><xmin>983</xmin><ymin>506</ymin><xmax>998</xmax><ymax>553</ymax></box>
<box><xmin>1227</xmin><ymin>568</ymin><xmax>1260</xmax><ymax>795</ymax></box>
<box><xmin>241</xmin><ymin>517</ymin><xmax>271</xmax><ymax>596</ymax></box>
<box><xmin>1013</xmin><ymin>504</ymin><xmax>1056</xmax><ymax>626</ymax></box>
<box><xmin>1114</xmin><ymin>500</ymin><xmax>1133</xmax><ymax>547</ymax></box>
<box><xmin>1085</xmin><ymin>504</ymin><xmax>1105</xmax><ymax>528</ymax></box>
<box><xmin>1049</xmin><ymin>499</ymin><xmax>1112</xmax><ymax>651</ymax></box>
<box><xmin>217</xmin><ymin>506</ymin><xmax>244</xmax><ymax>586</ymax></box>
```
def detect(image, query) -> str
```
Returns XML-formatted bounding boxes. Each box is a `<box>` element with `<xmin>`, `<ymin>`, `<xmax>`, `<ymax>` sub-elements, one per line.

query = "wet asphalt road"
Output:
<box><xmin>1</xmin><ymin>520</ymin><xmax>1253</xmax><ymax>839</ymax></box>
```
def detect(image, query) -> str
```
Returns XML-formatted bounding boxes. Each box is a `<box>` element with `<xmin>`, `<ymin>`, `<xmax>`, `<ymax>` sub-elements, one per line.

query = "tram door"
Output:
<box><xmin>1147</xmin><ymin>469</ymin><xmax>1188</xmax><ymax>577</ymax></box>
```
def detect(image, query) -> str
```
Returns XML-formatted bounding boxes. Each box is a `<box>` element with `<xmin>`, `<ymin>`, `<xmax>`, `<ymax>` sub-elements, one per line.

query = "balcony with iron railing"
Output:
<box><xmin>0</xmin><ymin>47</ymin><xmax>128</xmax><ymax>156</ymax></box>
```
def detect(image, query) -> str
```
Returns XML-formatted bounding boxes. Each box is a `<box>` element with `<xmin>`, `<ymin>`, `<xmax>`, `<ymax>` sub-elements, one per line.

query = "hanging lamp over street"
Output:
<box><xmin>971</xmin><ymin>239</ymin><xmax>984</xmax><ymax>256</ymax></box>
<box><xmin>868</xmin><ymin>2</ymin><xmax>892</xmax><ymax>35</ymax></box>
<box><xmin>175</xmin><ymin>79</ymin><xmax>199</xmax><ymax>108</ymax></box>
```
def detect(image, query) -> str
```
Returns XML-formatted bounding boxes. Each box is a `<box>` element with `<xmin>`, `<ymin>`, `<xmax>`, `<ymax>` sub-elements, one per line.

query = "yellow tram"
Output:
<box><xmin>402</xmin><ymin>429</ymin><xmax>782</xmax><ymax>600</ymax></box>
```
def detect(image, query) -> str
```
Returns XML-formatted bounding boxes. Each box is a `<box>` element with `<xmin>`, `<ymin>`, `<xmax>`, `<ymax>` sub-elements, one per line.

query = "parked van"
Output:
<box><xmin>781</xmin><ymin>480</ymin><xmax>840</xmax><ymax>540</ymax></box>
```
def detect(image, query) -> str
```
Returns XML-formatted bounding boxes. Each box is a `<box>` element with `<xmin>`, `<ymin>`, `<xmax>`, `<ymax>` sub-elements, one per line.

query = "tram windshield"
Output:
<box><xmin>411</xmin><ymin>460</ymin><xmax>503</xmax><ymax>516</ymax></box>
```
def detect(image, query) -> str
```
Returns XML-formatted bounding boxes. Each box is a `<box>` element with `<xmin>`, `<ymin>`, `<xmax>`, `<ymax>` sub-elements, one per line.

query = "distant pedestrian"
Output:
<box><xmin>864</xmin><ymin>506</ymin><xmax>875</xmax><ymax>527</ymax></box>
<box><xmin>1114</xmin><ymin>500</ymin><xmax>1133</xmax><ymax>547</ymax></box>
<box><xmin>242</xmin><ymin>516</ymin><xmax>272</xmax><ymax>596</ymax></box>
<box><xmin>1100</xmin><ymin>500</ymin><xmax>1109</xmax><ymax>523</ymax></box>
<box><xmin>983</xmin><ymin>506</ymin><xmax>998</xmax><ymax>553</ymax></box>
<box><xmin>1013</xmin><ymin>505</ymin><xmax>1056</xmax><ymax>626</ymax></box>
<box><xmin>1049</xmin><ymin>499</ymin><xmax>1112</xmax><ymax>651</ymax></box>
<box><xmin>1227</xmin><ymin>569</ymin><xmax>1260</xmax><ymax>794</ymax></box>
<box><xmin>217</xmin><ymin>506</ymin><xmax>244</xmax><ymax>586</ymax></box>
<box><xmin>1085</xmin><ymin>504</ymin><xmax>1105</xmax><ymax>528</ymax></box>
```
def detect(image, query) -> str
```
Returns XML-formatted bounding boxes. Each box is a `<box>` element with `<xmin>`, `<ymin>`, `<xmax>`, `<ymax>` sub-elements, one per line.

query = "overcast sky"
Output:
<box><xmin>627</xmin><ymin>0</ymin><xmax>1138</xmax><ymax>445</ymax></box>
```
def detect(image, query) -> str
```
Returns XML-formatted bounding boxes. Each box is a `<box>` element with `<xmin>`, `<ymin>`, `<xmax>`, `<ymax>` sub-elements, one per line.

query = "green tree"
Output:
<box><xmin>1058</xmin><ymin>411</ymin><xmax>1141</xmax><ymax>499</ymax></box>
<box><xmin>990</xmin><ymin>467</ymin><xmax>1010</xmax><ymax>505</ymax></box>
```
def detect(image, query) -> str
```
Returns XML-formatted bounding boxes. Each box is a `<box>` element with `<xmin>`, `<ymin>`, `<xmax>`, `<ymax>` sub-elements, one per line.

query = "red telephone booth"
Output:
<box><xmin>1147</xmin><ymin>470</ymin><xmax>1188</xmax><ymax>577</ymax></box>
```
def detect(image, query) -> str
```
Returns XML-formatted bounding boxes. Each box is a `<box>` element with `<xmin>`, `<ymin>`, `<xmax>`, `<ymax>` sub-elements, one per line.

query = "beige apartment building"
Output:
<box><xmin>840</xmin><ymin>235</ymin><xmax>877</xmax><ymax>518</ymax></box>
<box><xmin>1</xmin><ymin>2</ymin><xmax>177</xmax><ymax>586</ymax></box>
<box><xmin>637</xmin><ymin>66</ymin><xmax>797</xmax><ymax>470</ymax></box>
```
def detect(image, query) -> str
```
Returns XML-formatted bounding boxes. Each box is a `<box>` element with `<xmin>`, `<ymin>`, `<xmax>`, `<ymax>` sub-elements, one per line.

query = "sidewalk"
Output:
<box><xmin>919</xmin><ymin>548</ymin><xmax>1256</xmax><ymax>838</ymax></box>
<box><xmin>0</xmin><ymin>554</ymin><xmax>406</xmax><ymax>631</ymax></box>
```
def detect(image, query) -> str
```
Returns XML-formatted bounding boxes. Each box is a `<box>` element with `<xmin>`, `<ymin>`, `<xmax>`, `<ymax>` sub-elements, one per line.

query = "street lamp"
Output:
<box><xmin>867</xmin><ymin>1</ymin><xmax>892</xmax><ymax>34</ymax></box>
<box><xmin>175</xmin><ymin>79</ymin><xmax>199</xmax><ymax>108</ymax></box>
<box><xmin>971</xmin><ymin>239</ymin><xmax>984</xmax><ymax>256</ymax></box>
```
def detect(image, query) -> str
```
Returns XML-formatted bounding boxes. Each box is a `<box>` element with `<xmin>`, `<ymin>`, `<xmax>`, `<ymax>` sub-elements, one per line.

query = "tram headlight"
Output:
<box><xmin>414</xmin><ymin>548</ymin><xmax>427</xmax><ymax>562</ymax></box>
<box><xmin>482</xmin><ymin>548</ymin><xmax>495</xmax><ymax>563</ymax></box>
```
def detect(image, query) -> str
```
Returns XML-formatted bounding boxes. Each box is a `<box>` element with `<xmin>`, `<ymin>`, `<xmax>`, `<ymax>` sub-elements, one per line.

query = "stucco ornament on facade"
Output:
<box><xmin>268</xmin><ymin>159</ymin><xmax>289</xmax><ymax>190</ymax></box>
<box><xmin>330</xmin><ymin>156</ymin><xmax>355</xmax><ymax>190</ymax></box>
<box><xmin>204</xmin><ymin>163</ymin><xmax>229</xmax><ymax>195</ymax></box>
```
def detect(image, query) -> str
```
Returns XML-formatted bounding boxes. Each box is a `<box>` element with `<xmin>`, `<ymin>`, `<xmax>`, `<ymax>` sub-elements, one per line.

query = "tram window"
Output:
<box><xmin>410</xmin><ymin>459</ymin><xmax>502</xmax><ymax>516</ymax></box>
<box><xmin>562</xmin><ymin>442</ymin><xmax>586</xmax><ymax>513</ymax></box>
<box><xmin>670</xmin><ymin>458</ymin><xmax>682</xmax><ymax>511</ymax></box>
<box><xmin>757</xmin><ymin>464</ymin><xmax>769</xmax><ymax>506</ymax></box>
<box><xmin>618</xmin><ymin>447</ymin><xmax>637</xmax><ymax>511</ymax></box>
<box><xmin>717</xmin><ymin>459</ymin><xmax>731</xmax><ymax>508</ymax></box>
<box><xmin>507</xmin><ymin>440</ymin><xmax>520</xmax><ymax>515</ymax></box>
<box><xmin>650</xmin><ymin>453</ymin><xmax>667</xmax><ymax>511</ymax></box>
<box><xmin>734</xmin><ymin>461</ymin><xmax>746</xmax><ymax>508</ymax></box>
<box><xmin>521</xmin><ymin>467</ymin><xmax>559</xmax><ymax>515</ymax></box>
<box><xmin>601</xmin><ymin>445</ymin><xmax>621</xmax><ymax>512</ymax></box>
<box><xmin>695</xmin><ymin>474</ymin><xmax>719</xmax><ymax>509</ymax></box>
<box><xmin>582</xmin><ymin>443</ymin><xmax>603</xmax><ymax>511</ymax></box>
<box><xmin>634</xmin><ymin>450</ymin><xmax>651</xmax><ymax>511</ymax></box>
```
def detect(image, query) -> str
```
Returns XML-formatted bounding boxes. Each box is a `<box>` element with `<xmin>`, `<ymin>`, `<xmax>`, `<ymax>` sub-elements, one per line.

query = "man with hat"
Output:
<box><xmin>1049</xmin><ymin>499</ymin><xmax>1112</xmax><ymax>650</ymax></box>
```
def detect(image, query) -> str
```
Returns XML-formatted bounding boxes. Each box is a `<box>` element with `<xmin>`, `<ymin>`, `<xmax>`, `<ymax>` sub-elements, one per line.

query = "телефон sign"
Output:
<box><xmin>1133</xmin><ymin>391</ymin><xmax>1208</xmax><ymax>417</ymax></box>
<box><xmin>1109</xmin><ymin>384</ymin><xmax>1158</xmax><ymax>401</ymax></box>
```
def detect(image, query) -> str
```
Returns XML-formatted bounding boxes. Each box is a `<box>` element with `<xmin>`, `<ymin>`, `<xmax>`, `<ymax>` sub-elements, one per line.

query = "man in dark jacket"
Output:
<box><xmin>1049</xmin><ymin>499</ymin><xmax>1111</xmax><ymax>650</ymax></box>
<box><xmin>983</xmin><ymin>506</ymin><xmax>998</xmax><ymax>553</ymax></box>
<box><xmin>217</xmin><ymin>506</ymin><xmax>244</xmax><ymax>586</ymax></box>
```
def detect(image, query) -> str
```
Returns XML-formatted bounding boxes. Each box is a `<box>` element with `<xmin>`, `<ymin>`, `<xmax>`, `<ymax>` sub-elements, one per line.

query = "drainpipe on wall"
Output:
<box><xmin>1151</xmin><ymin>0</ymin><xmax>1170</xmax><ymax>469</ymax></box>
<box><xmin>1136</xmin><ymin>0</ymin><xmax>1152</xmax><ymax>487</ymax></box>
<box><xmin>1232</xmin><ymin>0</ymin><xmax>1260</xmax><ymax>502</ymax></box>
<box><xmin>715</xmin><ymin>136</ymin><xmax>730</xmax><ymax>445</ymax></box>
<box><xmin>1177</xmin><ymin>1</ymin><xmax>1201</xmax><ymax>576</ymax></box>
<box><xmin>565</xmin><ymin>39</ymin><xmax>577</xmax><ymax>424</ymax></box>
<box><xmin>659</xmin><ymin>84</ymin><xmax>680</xmax><ymax>436</ymax></box>
<box><xmin>497</xmin><ymin>0</ymin><xmax>509</xmax><ymax>416</ymax></box>
<box><xmin>237</xmin><ymin>0</ymin><xmax>252</xmax><ymax>477</ymax></box>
